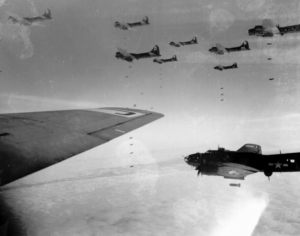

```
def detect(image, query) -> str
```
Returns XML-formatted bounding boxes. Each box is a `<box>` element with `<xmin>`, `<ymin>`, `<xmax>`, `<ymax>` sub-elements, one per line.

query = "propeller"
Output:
<box><xmin>196</xmin><ymin>166</ymin><xmax>201</xmax><ymax>176</ymax></box>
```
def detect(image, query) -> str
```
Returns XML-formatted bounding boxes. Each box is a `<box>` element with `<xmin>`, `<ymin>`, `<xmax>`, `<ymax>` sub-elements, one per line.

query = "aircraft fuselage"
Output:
<box><xmin>277</xmin><ymin>24</ymin><xmax>300</xmax><ymax>35</ymax></box>
<box><xmin>130</xmin><ymin>52</ymin><xmax>160</xmax><ymax>59</ymax></box>
<box><xmin>185</xmin><ymin>149</ymin><xmax>300</xmax><ymax>179</ymax></box>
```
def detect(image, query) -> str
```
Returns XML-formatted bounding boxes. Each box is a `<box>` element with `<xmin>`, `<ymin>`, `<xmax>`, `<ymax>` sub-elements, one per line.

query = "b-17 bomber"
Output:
<box><xmin>115</xmin><ymin>45</ymin><xmax>161</xmax><ymax>62</ymax></box>
<box><xmin>184</xmin><ymin>144</ymin><xmax>300</xmax><ymax>180</ymax></box>
<box><xmin>276</xmin><ymin>22</ymin><xmax>300</xmax><ymax>36</ymax></box>
<box><xmin>214</xmin><ymin>62</ymin><xmax>237</xmax><ymax>71</ymax></box>
<box><xmin>248</xmin><ymin>19</ymin><xmax>300</xmax><ymax>37</ymax></box>
<box><xmin>209</xmin><ymin>41</ymin><xmax>250</xmax><ymax>55</ymax></box>
<box><xmin>153</xmin><ymin>55</ymin><xmax>177</xmax><ymax>64</ymax></box>
<box><xmin>169</xmin><ymin>37</ymin><xmax>197</xmax><ymax>47</ymax></box>
<box><xmin>8</xmin><ymin>9</ymin><xmax>52</xmax><ymax>26</ymax></box>
<box><xmin>248</xmin><ymin>19</ymin><xmax>279</xmax><ymax>37</ymax></box>
<box><xmin>114</xmin><ymin>16</ymin><xmax>149</xmax><ymax>30</ymax></box>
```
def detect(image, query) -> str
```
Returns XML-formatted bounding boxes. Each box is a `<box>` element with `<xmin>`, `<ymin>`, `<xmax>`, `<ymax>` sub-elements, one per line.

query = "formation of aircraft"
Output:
<box><xmin>153</xmin><ymin>55</ymin><xmax>177</xmax><ymax>64</ymax></box>
<box><xmin>184</xmin><ymin>144</ymin><xmax>300</xmax><ymax>181</ymax></box>
<box><xmin>1</xmin><ymin>8</ymin><xmax>295</xmax><ymax>234</ymax></box>
<box><xmin>214</xmin><ymin>62</ymin><xmax>237</xmax><ymax>71</ymax></box>
<box><xmin>8</xmin><ymin>9</ymin><xmax>52</xmax><ymax>26</ymax></box>
<box><xmin>115</xmin><ymin>45</ymin><xmax>161</xmax><ymax>62</ymax></box>
<box><xmin>169</xmin><ymin>37</ymin><xmax>198</xmax><ymax>47</ymax></box>
<box><xmin>114</xmin><ymin>17</ymin><xmax>204</xmax><ymax>64</ymax></box>
<box><xmin>209</xmin><ymin>41</ymin><xmax>250</xmax><ymax>55</ymax></box>
<box><xmin>114</xmin><ymin>16</ymin><xmax>149</xmax><ymax>30</ymax></box>
<box><xmin>0</xmin><ymin>107</ymin><xmax>163</xmax><ymax>233</ymax></box>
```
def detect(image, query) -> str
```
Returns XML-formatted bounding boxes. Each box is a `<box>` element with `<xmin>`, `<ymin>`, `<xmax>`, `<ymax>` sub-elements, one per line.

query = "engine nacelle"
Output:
<box><xmin>199</xmin><ymin>164</ymin><xmax>219</xmax><ymax>176</ymax></box>
<box><xmin>264</xmin><ymin>170</ymin><xmax>273</xmax><ymax>177</ymax></box>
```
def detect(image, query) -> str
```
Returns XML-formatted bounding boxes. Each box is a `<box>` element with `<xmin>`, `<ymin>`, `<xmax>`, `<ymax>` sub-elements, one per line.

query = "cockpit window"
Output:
<box><xmin>189</xmin><ymin>153</ymin><xmax>201</xmax><ymax>160</ymax></box>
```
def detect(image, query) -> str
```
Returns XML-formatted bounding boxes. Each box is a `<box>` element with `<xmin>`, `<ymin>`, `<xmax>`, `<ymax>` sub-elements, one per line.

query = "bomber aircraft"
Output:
<box><xmin>115</xmin><ymin>45</ymin><xmax>161</xmax><ymax>62</ymax></box>
<box><xmin>114</xmin><ymin>16</ymin><xmax>149</xmax><ymax>30</ymax></box>
<box><xmin>214</xmin><ymin>62</ymin><xmax>237</xmax><ymax>71</ymax></box>
<box><xmin>209</xmin><ymin>41</ymin><xmax>250</xmax><ymax>55</ymax></box>
<box><xmin>249</xmin><ymin>19</ymin><xmax>300</xmax><ymax>36</ymax></box>
<box><xmin>184</xmin><ymin>144</ymin><xmax>300</xmax><ymax>180</ymax></box>
<box><xmin>0</xmin><ymin>107</ymin><xmax>163</xmax><ymax>234</ymax></box>
<box><xmin>276</xmin><ymin>22</ymin><xmax>300</xmax><ymax>36</ymax></box>
<box><xmin>169</xmin><ymin>37</ymin><xmax>198</xmax><ymax>47</ymax></box>
<box><xmin>153</xmin><ymin>55</ymin><xmax>177</xmax><ymax>64</ymax></box>
<box><xmin>248</xmin><ymin>19</ymin><xmax>280</xmax><ymax>37</ymax></box>
<box><xmin>8</xmin><ymin>9</ymin><xmax>52</xmax><ymax>26</ymax></box>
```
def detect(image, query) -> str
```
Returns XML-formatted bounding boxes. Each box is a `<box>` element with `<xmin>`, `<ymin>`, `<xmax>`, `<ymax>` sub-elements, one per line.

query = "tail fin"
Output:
<box><xmin>233</xmin><ymin>62</ymin><xmax>237</xmax><ymax>68</ymax></box>
<box><xmin>242</xmin><ymin>41</ymin><xmax>250</xmax><ymax>50</ymax></box>
<box><xmin>43</xmin><ymin>9</ymin><xmax>52</xmax><ymax>19</ymax></box>
<box><xmin>151</xmin><ymin>45</ymin><xmax>160</xmax><ymax>55</ymax></box>
<box><xmin>192</xmin><ymin>37</ymin><xmax>198</xmax><ymax>43</ymax></box>
<box><xmin>142</xmin><ymin>16</ymin><xmax>149</xmax><ymax>24</ymax></box>
<box><xmin>172</xmin><ymin>55</ymin><xmax>177</xmax><ymax>61</ymax></box>
<box><xmin>276</xmin><ymin>24</ymin><xmax>284</xmax><ymax>35</ymax></box>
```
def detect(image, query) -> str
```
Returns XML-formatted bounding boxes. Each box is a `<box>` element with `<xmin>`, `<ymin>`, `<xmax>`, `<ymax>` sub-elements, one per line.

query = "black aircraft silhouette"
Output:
<box><xmin>276</xmin><ymin>23</ymin><xmax>300</xmax><ymax>36</ymax></box>
<box><xmin>114</xmin><ymin>16</ymin><xmax>149</xmax><ymax>30</ymax></box>
<box><xmin>8</xmin><ymin>9</ymin><xmax>52</xmax><ymax>26</ymax></box>
<box><xmin>169</xmin><ymin>37</ymin><xmax>197</xmax><ymax>47</ymax></box>
<box><xmin>153</xmin><ymin>55</ymin><xmax>177</xmax><ymax>64</ymax></box>
<box><xmin>184</xmin><ymin>144</ymin><xmax>300</xmax><ymax>180</ymax></box>
<box><xmin>214</xmin><ymin>62</ymin><xmax>237</xmax><ymax>71</ymax></box>
<box><xmin>116</xmin><ymin>45</ymin><xmax>161</xmax><ymax>62</ymax></box>
<box><xmin>249</xmin><ymin>19</ymin><xmax>300</xmax><ymax>37</ymax></box>
<box><xmin>209</xmin><ymin>41</ymin><xmax>250</xmax><ymax>55</ymax></box>
<box><xmin>248</xmin><ymin>19</ymin><xmax>278</xmax><ymax>37</ymax></box>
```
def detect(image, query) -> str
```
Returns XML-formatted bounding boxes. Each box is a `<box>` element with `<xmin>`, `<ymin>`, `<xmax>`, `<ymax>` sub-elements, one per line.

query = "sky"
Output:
<box><xmin>1</xmin><ymin>0</ymin><xmax>300</xmax><ymax>235</ymax></box>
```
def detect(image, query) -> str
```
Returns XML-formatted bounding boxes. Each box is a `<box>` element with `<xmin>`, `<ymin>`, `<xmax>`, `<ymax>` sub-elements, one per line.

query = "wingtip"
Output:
<box><xmin>102</xmin><ymin>107</ymin><xmax>164</xmax><ymax>118</ymax></box>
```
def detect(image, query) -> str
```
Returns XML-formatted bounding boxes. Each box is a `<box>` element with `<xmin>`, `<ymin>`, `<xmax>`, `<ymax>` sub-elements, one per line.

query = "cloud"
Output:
<box><xmin>211</xmin><ymin>191</ymin><xmax>269</xmax><ymax>236</ymax></box>
<box><xmin>235</xmin><ymin>0</ymin><xmax>267</xmax><ymax>12</ymax></box>
<box><xmin>0</xmin><ymin>18</ymin><xmax>34</xmax><ymax>59</ymax></box>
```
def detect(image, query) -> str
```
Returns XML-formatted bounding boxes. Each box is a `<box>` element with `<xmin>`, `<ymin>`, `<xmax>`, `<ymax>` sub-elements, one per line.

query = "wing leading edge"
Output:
<box><xmin>0</xmin><ymin>107</ymin><xmax>164</xmax><ymax>186</ymax></box>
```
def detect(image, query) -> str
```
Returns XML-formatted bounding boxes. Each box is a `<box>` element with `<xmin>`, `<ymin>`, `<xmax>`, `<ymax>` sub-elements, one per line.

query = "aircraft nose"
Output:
<box><xmin>184</xmin><ymin>156</ymin><xmax>189</xmax><ymax>162</ymax></box>
<box><xmin>248</xmin><ymin>29</ymin><xmax>255</xmax><ymax>35</ymax></box>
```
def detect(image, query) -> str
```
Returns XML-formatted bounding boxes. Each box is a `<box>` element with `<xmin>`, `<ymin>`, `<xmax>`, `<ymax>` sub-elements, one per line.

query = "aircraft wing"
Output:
<box><xmin>116</xmin><ymin>48</ymin><xmax>136</xmax><ymax>59</ymax></box>
<box><xmin>116</xmin><ymin>47</ymin><xmax>130</xmax><ymax>56</ymax></box>
<box><xmin>217</xmin><ymin>163</ymin><xmax>259</xmax><ymax>180</ymax></box>
<box><xmin>0</xmin><ymin>107</ymin><xmax>164</xmax><ymax>186</ymax></box>
<box><xmin>216</xmin><ymin>44</ymin><xmax>225</xmax><ymax>54</ymax></box>
<box><xmin>153</xmin><ymin>59</ymin><xmax>162</xmax><ymax>63</ymax></box>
